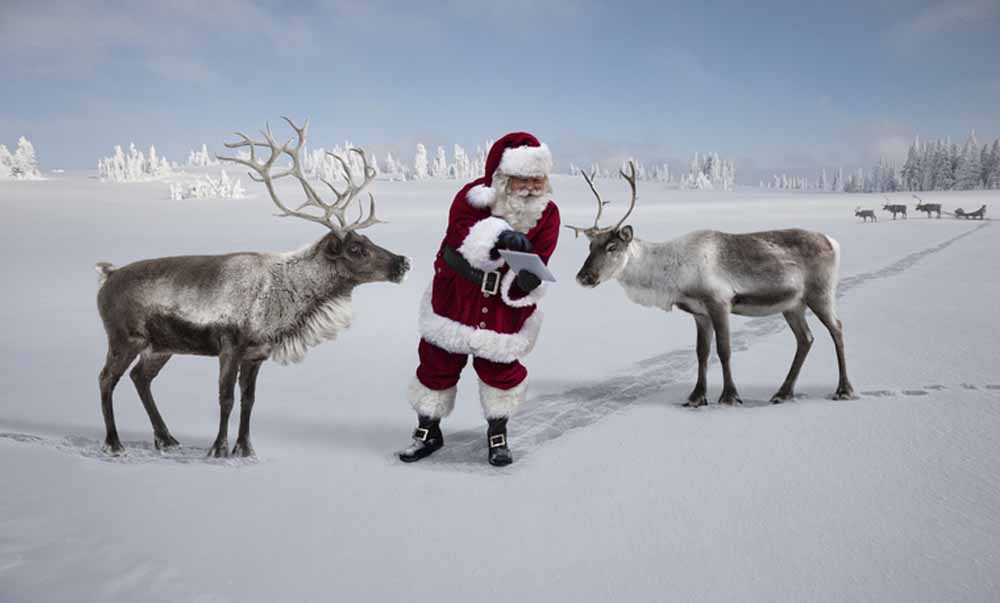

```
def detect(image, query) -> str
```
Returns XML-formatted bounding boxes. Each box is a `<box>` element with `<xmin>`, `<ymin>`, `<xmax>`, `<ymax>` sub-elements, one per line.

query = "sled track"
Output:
<box><xmin>424</xmin><ymin>221</ymin><xmax>993</xmax><ymax>470</ymax></box>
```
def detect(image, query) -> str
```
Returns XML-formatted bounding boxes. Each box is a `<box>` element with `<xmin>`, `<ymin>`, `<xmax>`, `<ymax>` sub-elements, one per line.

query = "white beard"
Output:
<box><xmin>490</xmin><ymin>173</ymin><xmax>550</xmax><ymax>233</ymax></box>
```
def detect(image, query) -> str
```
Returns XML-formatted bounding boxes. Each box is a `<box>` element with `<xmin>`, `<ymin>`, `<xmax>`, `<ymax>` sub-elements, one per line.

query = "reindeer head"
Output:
<box><xmin>218</xmin><ymin>117</ymin><xmax>409</xmax><ymax>287</ymax></box>
<box><xmin>566</xmin><ymin>162</ymin><xmax>638</xmax><ymax>288</ymax></box>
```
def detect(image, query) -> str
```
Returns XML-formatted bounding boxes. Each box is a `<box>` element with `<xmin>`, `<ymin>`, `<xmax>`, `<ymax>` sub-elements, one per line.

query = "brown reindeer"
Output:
<box><xmin>95</xmin><ymin>118</ymin><xmax>409</xmax><ymax>457</ymax></box>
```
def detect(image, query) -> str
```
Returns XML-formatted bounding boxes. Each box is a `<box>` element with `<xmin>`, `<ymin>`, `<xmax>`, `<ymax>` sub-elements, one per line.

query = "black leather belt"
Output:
<box><xmin>442</xmin><ymin>245</ymin><xmax>501</xmax><ymax>296</ymax></box>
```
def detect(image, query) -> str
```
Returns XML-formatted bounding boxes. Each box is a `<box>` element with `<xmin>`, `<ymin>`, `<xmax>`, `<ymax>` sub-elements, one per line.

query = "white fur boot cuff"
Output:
<box><xmin>479</xmin><ymin>380</ymin><xmax>527</xmax><ymax>419</ymax></box>
<box><xmin>408</xmin><ymin>379</ymin><xmax>457</xmax><ymax>419</ymax></box>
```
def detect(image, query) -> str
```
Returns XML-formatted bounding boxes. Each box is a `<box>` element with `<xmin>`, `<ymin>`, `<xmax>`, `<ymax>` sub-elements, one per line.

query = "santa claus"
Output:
<box><xmin>399</xmin><ymin>133</ymin><xmax>560</xmax><ymax>466</ymax></box>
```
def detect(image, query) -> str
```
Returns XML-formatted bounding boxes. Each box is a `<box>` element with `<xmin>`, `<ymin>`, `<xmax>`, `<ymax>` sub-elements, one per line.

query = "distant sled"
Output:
<box><xmin>954</xmin><ymin>205</ymin><xmax>987</xmax><ymax>220</ymax></box>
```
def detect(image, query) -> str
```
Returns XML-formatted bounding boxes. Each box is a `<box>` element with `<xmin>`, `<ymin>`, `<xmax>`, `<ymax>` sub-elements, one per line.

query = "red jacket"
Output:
<box><xmin>418</xmin><ymin>177</ymin><xmax>561</xmax><ymax>363</ymax></box>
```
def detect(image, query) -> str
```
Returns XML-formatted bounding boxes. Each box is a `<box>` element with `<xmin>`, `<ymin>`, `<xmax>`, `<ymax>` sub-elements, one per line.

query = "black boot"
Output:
<box><xmin>487</xmin><ymin>417</ymin><xmax>513</xmax><ymax>467</ymax></box>
<box><xmin>398</xmin><ymin>415</ymin><xmax>443</xmax><ymax>463</ymax></box>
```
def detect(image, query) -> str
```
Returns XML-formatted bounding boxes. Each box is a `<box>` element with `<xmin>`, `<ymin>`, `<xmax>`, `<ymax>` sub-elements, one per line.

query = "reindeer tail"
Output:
<box><xmin>95</xmin><ymin>262</ymin><xmax>116</xmax><ymax>286</ymax></box>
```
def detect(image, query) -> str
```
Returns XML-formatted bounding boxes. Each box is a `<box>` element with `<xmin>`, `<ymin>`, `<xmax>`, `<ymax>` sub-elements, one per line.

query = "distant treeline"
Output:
<box><xmin>763</xmin><ymin>132</ymin><xmax>1000</xmax><ymax>193</ymax></box>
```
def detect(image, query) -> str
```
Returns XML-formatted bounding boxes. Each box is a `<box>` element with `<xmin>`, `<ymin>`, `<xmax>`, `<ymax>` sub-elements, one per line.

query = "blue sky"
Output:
<box><xmin>2</xmin><ymin>0</ymin><xmax>998</xmax><ymax>182</ymax></box>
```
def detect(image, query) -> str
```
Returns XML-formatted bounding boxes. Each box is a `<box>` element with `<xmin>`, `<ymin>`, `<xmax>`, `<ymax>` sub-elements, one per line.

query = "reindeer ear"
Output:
<box><xmin>618</xmin><ymin>225</ymin><xmax>634</xmax><ymax>242</ymax></box>
<box><xmin>324</xmin><ymin>233</ymin><xmax>343</xmax><ymax>256</ymax></box>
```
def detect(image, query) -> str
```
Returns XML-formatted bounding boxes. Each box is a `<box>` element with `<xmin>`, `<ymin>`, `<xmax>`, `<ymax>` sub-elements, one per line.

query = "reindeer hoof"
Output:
<box><xmin>102</xmin><ymin>440</ymin><xmax>126</xmax><ymax>456</ymax></box>
<box><xmin>684</xmin><ymin>389</ymin><xmax>708</xmax><ymax>408</ymax></box>
<box><xmin>771</xmin><ymin>391</ymin><xmax>795</xmax><ymax>404</ymax></box>
<box><xmin>154</xmin><ymin>433</ymin><xmax>181</xmax><ymax>451</ymax></box>
<box><xmin>232</xmin><ymin>440</ymin><xmax>256</xmax><ymax>458</ymax></box>
<box><xmin>832</xmin><ymin>388</ymin><xmax>857</xmax><ymax>401</ymax></box>
<box><xmin>208</xmin><ymin>441</ymin><xmax>230</xmax><ymax>458</ymax></box>
<box><xmin>719</xmin><ymin>393</ymin><xmax>743</xmax><ymax>406</ymax></box>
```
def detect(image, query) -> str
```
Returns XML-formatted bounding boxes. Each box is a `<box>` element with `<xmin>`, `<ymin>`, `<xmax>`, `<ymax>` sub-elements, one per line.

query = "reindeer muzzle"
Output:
<box><xmin>576</xmin><ymin>270</ymin><xmax>598</xmax><ymax>287</ymax></box>
<box><xmin>391</xmin><ymin>257</ymin><xmax>411</xmax><ymax>284</ymax></box>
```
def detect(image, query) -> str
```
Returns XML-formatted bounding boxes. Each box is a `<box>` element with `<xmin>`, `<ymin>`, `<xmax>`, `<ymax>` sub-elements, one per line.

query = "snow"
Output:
<box><xmin>2</xmin><ymin>171</ymin><xmax>999</xmax><ymax>602</ymax></box>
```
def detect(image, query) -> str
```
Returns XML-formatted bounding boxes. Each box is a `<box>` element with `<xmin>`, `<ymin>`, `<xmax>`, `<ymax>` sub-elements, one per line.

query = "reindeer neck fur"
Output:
<box><xmin>615</xmin><ymin>237</ymin><xmax>687</xmax><ymax>311</ymax></box>
<box><xmin>255</xmin><ymin>243</ymin><xmax>355</xmax><ymax>365</ymax></box>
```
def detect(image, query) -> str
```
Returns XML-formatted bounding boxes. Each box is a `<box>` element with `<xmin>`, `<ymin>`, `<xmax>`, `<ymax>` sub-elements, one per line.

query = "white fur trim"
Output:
<box><xmin>479</xmin><ymin>379</ymin><xmax>527</xmax><ymax>419</ymax></box>
<box><xmin>417</xmin><ymin>285</ymin><xmax>543</xmax><ymax>364</ymax></box>
<box><xmin>498</xmin><ymin>143</ymin><xmax>553</xmax><ymax>178</ymax></box>
<box><xmin>500</xmin><ymin>269</ymin><xmax>547</xmax><ymax>308</ymax></box>
<box><xmin>407</xmin><ymin>378</ymin><xmax>457</xmax><ymax>419</ymax></box>
<box><xmin>466</xmin><ymin>184</ymin><xmax>496</xmax><ymax>208</ymax></box>
<box><xmin>270</xmin><ymin>296</ymin><xmax>353</xmax><ymax>365</ymax></box>
<box><xmin>456</xmin><ymin>216</ymin><xmax>511</xmax><ymax>271</ymax></box>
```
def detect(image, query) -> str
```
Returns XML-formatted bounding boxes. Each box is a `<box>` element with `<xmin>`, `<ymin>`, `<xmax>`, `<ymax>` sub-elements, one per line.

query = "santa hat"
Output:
<box><xmin>467</xmin><ymin>132</ymin><xmax>552</xmax><ymax>208</ymax></box>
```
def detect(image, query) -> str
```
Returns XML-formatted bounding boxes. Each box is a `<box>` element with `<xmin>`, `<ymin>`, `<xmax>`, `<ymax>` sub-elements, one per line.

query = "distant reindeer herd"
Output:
<box><xmin>855</xmin><ymin>195</ymin><xmax>988</xmax><ymax>223</ymax></box>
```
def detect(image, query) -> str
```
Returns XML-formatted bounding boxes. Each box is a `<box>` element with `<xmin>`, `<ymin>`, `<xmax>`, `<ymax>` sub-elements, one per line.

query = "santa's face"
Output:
<box><xmin>507</xmin><ymin>176</ymin><xmax>548</xmax><ymax>197</ymax></box>
<box><xmin>492</xmin><ymin>174</ymin><xmax>551</xmax><ymax>233</ymax></box>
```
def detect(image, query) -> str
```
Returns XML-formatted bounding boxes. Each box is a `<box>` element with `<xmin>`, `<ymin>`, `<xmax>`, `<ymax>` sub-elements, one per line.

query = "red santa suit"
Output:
<box><xmin>408</xmin><ymin>133</ymin><xmax>560</xmax><ymax>420</ymax></box>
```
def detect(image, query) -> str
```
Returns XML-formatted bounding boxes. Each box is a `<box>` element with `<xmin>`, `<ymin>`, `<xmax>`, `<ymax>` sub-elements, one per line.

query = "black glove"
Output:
<box><xmin>490</xmin><ymin>230</ymin><xmax>533</xmax><ymax>259</ymax></box>
<box><xmin>515</xmin><ymin>270</ymin><xmax>542</xmax><ymax>294</ymax></box>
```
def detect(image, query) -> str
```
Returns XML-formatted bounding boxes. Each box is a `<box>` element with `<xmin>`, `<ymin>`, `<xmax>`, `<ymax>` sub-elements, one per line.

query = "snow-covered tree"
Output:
<box><xmin>988</xmin><ymin>140</ymin><xmax>1000</xmax><ymax>188</ymax></box>
<box><xmin>169</xmin><ymin>169</ymin><xmax>245</xmax><ymax>200</ymax></box>
<box><xmin>900</xmin><ymin>138</ymin><xmax>922</xmax><ymax>191</ymax></box>
<box><xmin>431</xmin><ymin>146</ymin><xmax>447</xmax><ymax>179</ymax></box>
<box><xmin>3</xmin><ymin>136</ymin><xmax>43</xmax><ymax>179</ymax></box>
<box><xmin>954</xmin><ymin>131</ymin><xmax>982</xmax><ymax>190</ymax></box>
<box><xmin>99</xmin><ymin>143</ymin><xmax>172</xmax><ymax>182</ymax></box>
<box><xmin>187</xmin><ymin>144</ymin><xmax>219</xmax><ymax>167</ymax></box>
<box><xmin>932</xmin><ymin>142</ymin><xmax>955</xmax><ymax>190</ymax></box>
<box><xmin>450</xmin><ymin>144</ymin><xmax>471</xmax><ymax>180</ymax></box>
<box><xmin>0</xmin><ymin>145</ymin><xmax>12</xmax><ymax>179</ymax></box>
<box><xmin>413</xmin><ymin>144</ymin><xmax>429</xmax><ymax>180</ymax></box>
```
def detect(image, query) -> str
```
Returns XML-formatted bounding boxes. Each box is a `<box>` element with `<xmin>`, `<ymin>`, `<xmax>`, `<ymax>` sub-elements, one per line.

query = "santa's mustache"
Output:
<box><xmin>511</xmin><ymin>188</ymin><xmax>545</xmax><ymax>198</ymax></box>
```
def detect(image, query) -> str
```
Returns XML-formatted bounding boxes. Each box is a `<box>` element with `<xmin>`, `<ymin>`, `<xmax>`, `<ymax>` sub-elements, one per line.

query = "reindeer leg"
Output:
<box><xmin>99</xmin><ymin>338</ymin><xmax>142</xmax><ymax>455</ymax></box>
<box><xmin>129</xmin><ymin>352</ymin><xmax>178</xmax><ymax>450</ymax></box>
<box><xmin>209</xmin><ymin>343</ymin><xmax>243</xmax><ymax>458</ymax></box>
<box><xmin>685</xmin><ymin>315</ymin><xmax>713</xmax><ymax>407</ymax></box>
<box><xmin>233</xmin><ymin>358</ymin><xmax>264</xmax><ymax>458</ymax></box>
<box><xmin>808</xmin><ymin>297</ymin><xmax>856</xmax><ymax>400</ymax></box>
<box><xmin>772</xmin><ymin>308</ymin><xmax>813</xmax><ymax>403</ymax></box>
<box><xmin>709</xmin><ymin>303</ymin><xmax>742</xmax><ymax>405</ymax></box>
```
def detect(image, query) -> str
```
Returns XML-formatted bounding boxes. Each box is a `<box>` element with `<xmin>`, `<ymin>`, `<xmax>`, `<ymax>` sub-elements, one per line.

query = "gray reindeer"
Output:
<box><xmin>913</xmin><ymin>195</ymin><xmax>942</xmax><ymax>218</ymax></box>
<box><xmin>855</xmin><ymin>207</ymin><xmax>877</xmax><ymax>222</ymax></box>
<box><xmin>882</xmin><ymin>199</ymin><xmax>907</xmax><ymax>220</ymax></box>
<box><xmin>95</xmin><ymin>118</ymin><xmax>409</xmax><ymax>457</ymax></box>
<box><xmin>568</xmin><ymin>163</ymin><xmax>855</xmax><ymax>406</ymax></box>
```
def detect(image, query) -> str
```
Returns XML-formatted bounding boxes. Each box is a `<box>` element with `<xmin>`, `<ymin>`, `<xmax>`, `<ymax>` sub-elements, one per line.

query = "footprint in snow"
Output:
<box><xmin>861</xmin><ymin>390</ymin><xmax>895</xmax><ymax>397</ymax></box>
<box><xmin>902</xmin><ymin>389</ymin><xmax>929</xmax><ymax>396</ymax></box>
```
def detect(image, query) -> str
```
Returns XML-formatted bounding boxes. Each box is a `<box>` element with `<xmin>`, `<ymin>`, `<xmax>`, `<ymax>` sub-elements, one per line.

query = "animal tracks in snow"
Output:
<box><xmin>0</xmin><ymin>432</ymin><xmax>261</xmax><ymax>467</ymax></box>
<box><xmin>861</xmin><ymin>384</ymin><xmax>1000</xmax><ymax>398</ymax></box>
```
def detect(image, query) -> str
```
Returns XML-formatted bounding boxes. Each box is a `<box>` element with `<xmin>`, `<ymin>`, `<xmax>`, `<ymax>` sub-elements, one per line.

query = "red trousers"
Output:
<box><xmin>416</xmin><ymin>339</ymin><xmax>527</xmax><ymax>391</ymax></box>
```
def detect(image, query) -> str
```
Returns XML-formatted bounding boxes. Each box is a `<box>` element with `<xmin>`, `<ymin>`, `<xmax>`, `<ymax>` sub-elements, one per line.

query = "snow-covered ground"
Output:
<box><xmin>2</xmin><ymin>172</ymin><xmax>998</xmax><ymax>602</ymax></box>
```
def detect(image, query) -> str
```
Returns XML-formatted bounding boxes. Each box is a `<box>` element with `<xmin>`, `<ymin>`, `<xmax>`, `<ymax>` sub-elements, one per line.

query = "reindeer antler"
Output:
<box><xmin>217</xmin><ymin>117</ymin><xmax>383</xmax><ymax>234</ymax></box>
<box><xmin>565</xmin><ymin>160</ymin><xmax>638</xmax><ymax>238</ymax></box>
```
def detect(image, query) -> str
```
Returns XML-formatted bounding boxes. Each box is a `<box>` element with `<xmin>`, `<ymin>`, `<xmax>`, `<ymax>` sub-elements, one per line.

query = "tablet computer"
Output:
<box><xmin>498</xmin><ymin>250</ymin><xmax>557</xmax><ymax>282</ymax></box>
